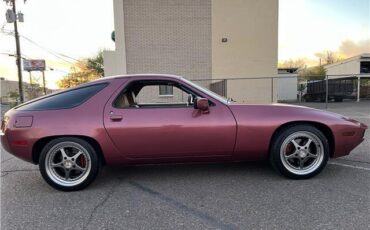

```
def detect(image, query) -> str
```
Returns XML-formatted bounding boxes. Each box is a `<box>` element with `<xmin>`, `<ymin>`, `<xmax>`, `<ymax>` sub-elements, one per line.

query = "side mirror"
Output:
<box><xmin>194</xmin><ymin>98</ymin><xmax>209</xmax><ymax>113</ymax></box>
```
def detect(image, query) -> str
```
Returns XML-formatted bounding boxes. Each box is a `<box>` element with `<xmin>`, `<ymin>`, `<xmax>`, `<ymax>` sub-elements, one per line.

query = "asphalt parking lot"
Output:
<box><xmin>1</xmin><ymin>101</ymin><xmax>369</xmax><ymax>229</ymax></box>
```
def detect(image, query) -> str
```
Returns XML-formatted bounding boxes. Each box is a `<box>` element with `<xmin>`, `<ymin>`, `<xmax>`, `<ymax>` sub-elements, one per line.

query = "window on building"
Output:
<box><xmin>159</xmin><ymin>85</ymin><xmax>173</xmax><ymax>96</ymax></box>
<box><xmin>360</xmin><ymin>61</ymin><xmax>370</xmax><ymax>74</ymax></box>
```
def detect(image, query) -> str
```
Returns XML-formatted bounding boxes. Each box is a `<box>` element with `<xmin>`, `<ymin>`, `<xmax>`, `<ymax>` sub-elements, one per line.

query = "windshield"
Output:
<box><xmin>181</xmin><ymin>78</ymin><xmax>229</xmax><ymax>104</ymax></box>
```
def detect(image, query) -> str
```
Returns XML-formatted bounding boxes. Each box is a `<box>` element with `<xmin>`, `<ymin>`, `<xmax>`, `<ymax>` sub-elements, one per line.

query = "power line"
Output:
<box><xmin>20</xmin><ymin>35</ymin><xmax>104</xmax><ymax>68</ymax></box>
<box><xmin>20</xmin><ymin>35</ymin><xmax>76</xmax><ymax>64</ymax></box>
<box><xmin>1</xmin><ymin>29</ymin><xmax>78</xmax><ymax>61</ymax></box>
<box><xmin>20</xmin><ymin>34</ymin><xmax>79</xmax><ymax>62</ymax></box>
<box><xmin>1</xmin><ymin>30</ymin><xmax>103</xmax><ymax>68</ymax></box>
<box><xmin>1</xmin><ymin>30</ymin><xmax>76</xmax><ymax>64</ymax></box>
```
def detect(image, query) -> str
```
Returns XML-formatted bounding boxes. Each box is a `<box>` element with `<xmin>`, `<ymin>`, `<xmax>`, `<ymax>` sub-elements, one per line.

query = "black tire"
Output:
<box><xmin>334</xmin><ymin>97</ymin><xmax>343</xmax><ymax>102</ymax></box>
<box><xmin>39</xmin><ymin>137</ymin><xmax>101</xmax><ymax>191</ymax></box>
<box><xmin>269</xmin><ymin>125</ymin><xmax>329</xmax><ymax>179</ymax></box>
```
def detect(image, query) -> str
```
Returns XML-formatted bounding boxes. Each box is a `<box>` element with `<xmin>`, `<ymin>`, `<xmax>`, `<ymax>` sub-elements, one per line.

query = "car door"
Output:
<box><xmin>103</xmin><ymin>77</ymin><xmax>236</xmax><ymax>159</ymax></box>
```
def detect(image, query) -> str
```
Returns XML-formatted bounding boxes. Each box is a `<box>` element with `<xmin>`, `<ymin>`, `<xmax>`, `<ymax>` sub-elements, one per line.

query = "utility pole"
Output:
<box><xmin>11</xmin><ymin>0</ymin><xmax>24</xmax><ymax>103</ymax></box>
<box><xmin>42</xmin><ymin>71</ymin><xmax>46</xmax><ymax>95</ymax></box>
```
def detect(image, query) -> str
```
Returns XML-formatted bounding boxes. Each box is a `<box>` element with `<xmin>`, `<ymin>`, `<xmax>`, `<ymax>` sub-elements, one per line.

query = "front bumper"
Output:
<box><xmin>332</xmin><ymin>122</ymin><xmax>367</xmax><ymax>158</ymax></box>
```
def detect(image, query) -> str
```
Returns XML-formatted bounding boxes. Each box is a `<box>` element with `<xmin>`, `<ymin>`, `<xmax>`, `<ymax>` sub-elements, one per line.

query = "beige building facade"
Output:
<box><xmin>324</xmin><ymin>53</ymin><xmax>370</xmax><ymax>77</ymax></box>
<box><xmin>104</xmin><ymin>0</ymin><xmax>279</xmax><ymax>103</ymax></box>
<box><xmin>0</xmin><ymin>78</ymin><xmax>52</xmax><ymax>104</ymax></box>
<box><xmin>0</xmin><ymin>78</ymin><xmax>20</xmax><ymax>103</ymax></box>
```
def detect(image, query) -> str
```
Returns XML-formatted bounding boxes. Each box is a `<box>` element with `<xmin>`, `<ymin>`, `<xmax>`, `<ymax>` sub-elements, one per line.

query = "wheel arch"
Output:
<box><xmin>32</xmin><ymin>135</ymin><xmax>106</xmax><ymax>165</ymax></box>
<box><xmin>269</xmin><ymin>121</ymin><xmax>335</xmax><ymax>158</ymax></box>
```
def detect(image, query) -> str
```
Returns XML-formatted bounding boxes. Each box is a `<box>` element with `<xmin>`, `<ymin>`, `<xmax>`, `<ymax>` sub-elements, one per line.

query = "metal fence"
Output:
<box><xmin>189</xmin><ymin>74</ymin><xmax>370</xmax><ymax>109</ymax></box>
<box><xmin>191</xmin><ymin>76</ymin><xmax>299</xmax><ymax>104</ymax></box>
<box><xmin>299</xmin><ymin>74</ymin><xmax>370</xmax><ymax>109</ymax></box>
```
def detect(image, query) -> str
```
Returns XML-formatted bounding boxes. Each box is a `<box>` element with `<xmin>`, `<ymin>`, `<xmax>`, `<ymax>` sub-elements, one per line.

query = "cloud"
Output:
<box><xmin>281</xmin><ymin>39</ymin><xmax>370</xmax><ymax>67</ymax></box>
<box><xmin>338</xmin><ymin>39</ymin><xmax>370</xmax><ymax>58</ymax></box>
<box><xmin>314</xmin><ymin>39</ymin><xmax>370</xmax><ymax>60</ymax></box>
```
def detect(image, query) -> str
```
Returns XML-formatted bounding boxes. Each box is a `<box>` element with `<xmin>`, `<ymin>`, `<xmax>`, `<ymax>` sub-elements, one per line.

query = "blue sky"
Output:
<box><xmin>279</xmin><ymin>0</ymin><xmax>369</xmax><ymax>63</ymax></box>
<box><xmin>311</xmin><ymin>0</ymin><xmax>369</xmax><ymax>23</ymax></box>
<box><xmin>1</xmin><ymin>0</ymin><xmax>369</xmax><ymax>88</ymax></box>
<box><xmin>307</xmin><ymin>0</ymin><xmax>369</xmax><ymax>33</ymax></box>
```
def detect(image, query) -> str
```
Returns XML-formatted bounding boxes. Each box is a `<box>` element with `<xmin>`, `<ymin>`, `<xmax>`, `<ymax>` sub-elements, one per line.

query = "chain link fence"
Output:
<box><xmin>191</xmin><ymin>74</ymin><xmax>369</xmax><ymax>110</ymax></box>
<box><xmin>297</xmin><ymin>74</ymin><xmax>370</xmax><ymax>109</ymax></box>
<box><xmin>191</xmin><ymin>76</ymin><xmax>299</xmax><ymax>103</ymax></box>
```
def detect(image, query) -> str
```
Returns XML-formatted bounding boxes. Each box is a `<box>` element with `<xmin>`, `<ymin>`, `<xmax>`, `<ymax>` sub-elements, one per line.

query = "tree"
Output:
<box><xmin>278</xmin><ymin>58</ymin><xmax>306</xmax><ymax>70</ymax></box>
<box><xmin>87</xmin><ymin>51</ymin><xmax>104</xmax><ymax>76</ymax></box>
<box><xmin>25</xmin><ymin>84</ymin><xmax>43</xmax><ymax>100</ymax></box>
<box><xmin>315</xmin><ymin>51</ymin><xmax>343</xmax><ymax>65</ymax></box>
<box><xmin>8</xmin><ymin>90</ymin><xmax>19</xmax><ymax>101</ymax></box>
<box><xmin>24</xmin><ymin>76</ymin><xmax>43</xmax><ymax>100</ymax></box>
<box><xmin>7</xmin><ymin>90</ymin><xmax>20</xmax><ymax>106</ymax></box>
<box><xmin>57</xmin><ymin>52</ymin><xmax>104</xmax><ymax>89</ymax></box>
<box><xmin>299</xmin><ymin>66</ymin><xmax>326</xmax><ymax>80</ymax></box>
<box><xmin>278</xmin><ymin>57</ymin><xmax>327</xmax><ymax>80</ymax></box>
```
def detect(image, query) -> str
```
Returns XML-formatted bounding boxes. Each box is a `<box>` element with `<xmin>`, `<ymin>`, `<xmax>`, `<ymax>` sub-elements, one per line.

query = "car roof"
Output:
<box><xmin>94</xmin><ymin>74</ymin><xmax>183</xmax><ymax>82</ymax></box>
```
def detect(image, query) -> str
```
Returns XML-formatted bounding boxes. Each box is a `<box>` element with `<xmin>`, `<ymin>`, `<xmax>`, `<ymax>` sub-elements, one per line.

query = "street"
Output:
<box><xmin>1</xmin><ymin>101</ymin><xmax>369</xmax><ymax>229</ymax></box>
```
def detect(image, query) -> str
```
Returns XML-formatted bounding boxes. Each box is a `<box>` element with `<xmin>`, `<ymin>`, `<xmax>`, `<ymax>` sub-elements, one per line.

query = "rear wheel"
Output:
<box><xmin>270</xmin><ymin>125</ymin><xmax>329</xmax><ymax>179</ymax></box>
<box><xmin>39</xmin><ymin>137</ymin><xmax>101</xmax><ymax>191</ymax></box>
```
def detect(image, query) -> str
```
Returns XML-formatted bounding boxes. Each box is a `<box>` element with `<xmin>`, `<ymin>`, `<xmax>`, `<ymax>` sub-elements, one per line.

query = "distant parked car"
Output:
<box><xmin>1</xmin><ymin>74</ymin><xmax>367</xmax><ymax>191</ymax></box>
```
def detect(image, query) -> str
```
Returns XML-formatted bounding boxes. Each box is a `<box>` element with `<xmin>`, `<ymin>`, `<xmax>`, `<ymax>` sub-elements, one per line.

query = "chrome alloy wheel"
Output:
<box><xmin>280</xmin><ymin>131</ymin><xmax>324</xmax><ymax>175</ymax></box>
<box><xmin>45</xmin><ymin>141</ymin><xmax>92</xmax><ymax>187</ymax></box>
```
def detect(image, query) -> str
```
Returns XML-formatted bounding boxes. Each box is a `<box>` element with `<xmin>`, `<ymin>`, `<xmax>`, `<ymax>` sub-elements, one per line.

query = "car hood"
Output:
<box><xmin>227</xmin><ymin>103</ymin><xmax>357</xmax><ymax>125</ymax></box>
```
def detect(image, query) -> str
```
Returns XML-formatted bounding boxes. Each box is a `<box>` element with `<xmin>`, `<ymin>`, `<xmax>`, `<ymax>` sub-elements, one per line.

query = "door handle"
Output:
<box><xmin>110</xmin><ymin>115</ymin><xmax>123</xmax><ymax>121</ymax></box>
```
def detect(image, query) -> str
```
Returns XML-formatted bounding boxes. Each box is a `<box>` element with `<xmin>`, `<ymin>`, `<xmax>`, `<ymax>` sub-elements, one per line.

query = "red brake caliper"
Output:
<box><xmin>79</xmin><ymin>155</ymin><xmax>86</xmax><ymax>168</ymax></box>
<box><xmin>286</xmin><ymin>143</ymin><xmax>293</xmax><ymax>155</ymax></box>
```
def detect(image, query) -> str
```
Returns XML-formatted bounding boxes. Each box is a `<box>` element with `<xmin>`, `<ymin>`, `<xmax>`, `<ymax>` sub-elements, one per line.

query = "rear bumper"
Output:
<box><xmin>1</xmin><ymin>129</ymin><xmax>35</xmax><ymax>163</ymax></box>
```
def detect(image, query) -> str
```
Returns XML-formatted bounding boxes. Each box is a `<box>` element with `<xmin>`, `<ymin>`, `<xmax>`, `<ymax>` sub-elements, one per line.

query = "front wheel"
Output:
<box><xmin>270</xmin><ymin>125</ymin><xmax>329</xmax><ymax>179</ymax></box>
<box><xmin>39</xmin><ymin>137</ymin><xmax>101</xmax><ymax>191</ymax></box>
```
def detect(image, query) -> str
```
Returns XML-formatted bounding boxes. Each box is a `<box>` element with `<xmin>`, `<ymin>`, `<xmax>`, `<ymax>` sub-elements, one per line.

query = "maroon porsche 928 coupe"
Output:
<box><xmin>1</xmin><ymin>74</ymin><xmax>367</xmax><ymax>191</ymax></box>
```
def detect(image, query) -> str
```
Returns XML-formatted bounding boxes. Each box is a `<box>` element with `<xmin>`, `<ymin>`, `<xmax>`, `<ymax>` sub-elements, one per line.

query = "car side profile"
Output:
<box><xmin>1</xmin><ymin>74</ymin><xmax>367</xmax><ymax>191</ymax></box>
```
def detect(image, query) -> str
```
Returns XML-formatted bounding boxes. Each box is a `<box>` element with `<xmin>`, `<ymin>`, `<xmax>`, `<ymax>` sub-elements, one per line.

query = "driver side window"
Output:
<box><xmin>113</xmin><ymin>80</ymin><xmax>198</xmax><ymax>108</ymax></box>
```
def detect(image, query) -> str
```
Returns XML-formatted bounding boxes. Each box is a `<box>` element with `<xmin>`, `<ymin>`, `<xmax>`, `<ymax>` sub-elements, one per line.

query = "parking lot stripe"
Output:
<box><xmin>128</xmin><ymin>180</ymin><xmax>238</xmax><ymax>230</ymax></box>
<box><xmin>329</xmin><ymin>162</ymin><xmax>370</xmax><ymax>171</ymax></box>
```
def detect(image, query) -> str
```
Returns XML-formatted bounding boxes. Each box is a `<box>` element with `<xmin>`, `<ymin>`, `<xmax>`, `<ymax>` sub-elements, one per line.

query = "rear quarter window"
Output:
<box><xmin>16</xmin><ymin>83</ymin><xmax>108</xmax><ymax>111</ymax></box>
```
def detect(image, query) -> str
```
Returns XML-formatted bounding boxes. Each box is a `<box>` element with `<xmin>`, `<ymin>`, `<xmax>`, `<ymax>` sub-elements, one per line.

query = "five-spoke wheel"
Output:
<box><xmin>270</xmin><ymin>125</ymin><xmax>329</xmax><ymax>179</ymax></box>
<box><xmin>39</xmin><ymin>137</ymin><xmax>101</xmax><ymax>191</ymax></box>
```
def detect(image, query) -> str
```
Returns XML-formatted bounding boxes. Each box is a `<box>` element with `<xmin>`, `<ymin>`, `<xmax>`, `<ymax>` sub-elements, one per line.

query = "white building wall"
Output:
<box><xmin>276</xmin><ymin>74</ymin><xmax>298</xmax><ymax>102</ymax></box>
<box><xmin>103</xmin><ymin>0</ymin><xmax>127</xmax><ymax>76</ymax></box>
<box><xmin>325</xmin><ymin>60</ymin><xmax>360</xmax><ymax>77</ymax></box>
